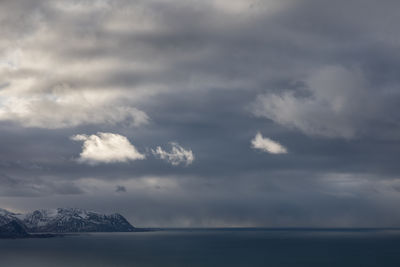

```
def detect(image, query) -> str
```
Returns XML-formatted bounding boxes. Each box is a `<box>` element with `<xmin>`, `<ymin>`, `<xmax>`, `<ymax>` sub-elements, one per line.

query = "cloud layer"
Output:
<box><xmin>71</xmin><ymin>133</ymin><xmax>145</xmax><ymax>165</ymax></box>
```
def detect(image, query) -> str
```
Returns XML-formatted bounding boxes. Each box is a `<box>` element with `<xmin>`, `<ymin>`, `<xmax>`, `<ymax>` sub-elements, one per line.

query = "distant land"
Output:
<box><xmin>0</xmin><ymin>208</ymin><xmax>137</xmax><ymax>238</ymax></box>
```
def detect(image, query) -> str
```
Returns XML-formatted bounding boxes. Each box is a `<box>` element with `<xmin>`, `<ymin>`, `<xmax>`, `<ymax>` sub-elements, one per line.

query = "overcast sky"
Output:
<box><xmin>1</xmin><ymin>0</ymin><xmax>400</xmax><ymax>227</ymax></box>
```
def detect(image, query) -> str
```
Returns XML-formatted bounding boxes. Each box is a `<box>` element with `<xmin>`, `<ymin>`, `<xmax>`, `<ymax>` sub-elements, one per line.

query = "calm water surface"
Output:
<box><xmin>1</xmin><ymin>229</ymin><xmax>400</xmax><ymax>267</ymax></box>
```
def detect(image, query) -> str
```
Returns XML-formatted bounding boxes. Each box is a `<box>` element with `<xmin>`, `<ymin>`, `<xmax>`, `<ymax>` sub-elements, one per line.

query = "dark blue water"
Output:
<box><xmin>1</xmin><ymin>229</ymin><xmax>400</xmax><ymax>266</ymax></box>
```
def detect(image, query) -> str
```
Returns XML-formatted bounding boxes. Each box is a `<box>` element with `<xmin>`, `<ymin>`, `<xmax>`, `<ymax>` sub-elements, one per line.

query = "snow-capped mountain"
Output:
<box><xmin>0</xmin><ymin>208</ymin><xmax>30</xmax><ymax>238</ymax></box>
<box><xmin>0</xmin><ymin>208</ymin><xmax>21</xmax><ymax>226</ymax></box>
<box><xmin>22</xmin><ymin>208</ymin><xmax>135</xmax><ymax>233</ymax></box>
<box><xmin>0</xmin><ymin>208</ymin><xmax>135</xmax><ymax>234</ymax></box>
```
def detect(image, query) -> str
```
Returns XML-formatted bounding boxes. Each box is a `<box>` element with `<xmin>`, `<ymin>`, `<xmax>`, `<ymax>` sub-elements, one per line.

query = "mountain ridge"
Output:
<box><xmin>0</xmin><ymin>208</ymin><xmax>136</xmax><ymax>237</ymax></box>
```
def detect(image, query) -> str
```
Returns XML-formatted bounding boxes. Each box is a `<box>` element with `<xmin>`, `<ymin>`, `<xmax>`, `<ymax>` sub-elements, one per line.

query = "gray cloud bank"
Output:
<box><xmin>1</xmin><ymin>0</ymin><xmax>400</xmax><ymax>227</ymax></box>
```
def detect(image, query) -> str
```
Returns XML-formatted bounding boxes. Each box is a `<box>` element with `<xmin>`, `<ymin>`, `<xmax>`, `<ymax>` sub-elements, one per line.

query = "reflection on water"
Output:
<box><xmin>1</xmin><ymin>229</ymin><xmax>400</xmax><ymax>267</ymax></box>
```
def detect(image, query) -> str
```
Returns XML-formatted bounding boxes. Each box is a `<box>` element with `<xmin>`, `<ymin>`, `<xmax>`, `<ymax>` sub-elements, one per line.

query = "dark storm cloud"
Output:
<box><xmin>1</xmin><ymin>0</ymin><xmax>400</xmax><ymax>227</ymax></box>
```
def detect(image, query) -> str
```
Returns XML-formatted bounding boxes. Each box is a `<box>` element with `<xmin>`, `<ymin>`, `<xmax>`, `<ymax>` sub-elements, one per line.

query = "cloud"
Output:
<box><xmin>251</xmin><ymin>66</ymin><xmax>400</xmax><ymax>139</ymax></box>
<box><xmin>152</xmin><ymin>142</ymin><xmax>194</xmax><ymax>166</ymax></box>
<box><xmin>0</xmin><ymin>0</ymin><xmax>155</xmax><ymax>129</ymax></box>
<box><xmin>71</xmin><ymin>132</ymin><xmax>145</xmax><ymax>165</ymax></box>
<box><xmin>115</xmin><ymin>185</ymin><xmax>127</xmax><ymax>193</ymax></box>
<box><xmin>0</xmin><ymin>93</ymin><xmax>149</xmax><ymax>128</ymax></box>
<box><xmin>0</xmin><ymin>7</ymin><xmax>152</xmax><ymax>129</ymax></box>
<box><xmin>251</xmin><ymin>132</ymin><xmax>287</xmax><ymax>154</ymax></box>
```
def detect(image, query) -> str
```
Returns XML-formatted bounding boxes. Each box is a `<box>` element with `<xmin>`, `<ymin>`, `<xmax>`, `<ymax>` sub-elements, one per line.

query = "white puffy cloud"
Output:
<box><xmin>152</xmin><ymin>142</ymin><xmax>194</xmax><ymax>166</ymax></box>
<box><xmin>251</xmin><ymin>132</ymin><xmax>287</xmax><ymax>154</ymax></box>
<box><xmin>71</xmin><ymin>132</ymin><xmax>145</xmax><ymax>165</ymax></box>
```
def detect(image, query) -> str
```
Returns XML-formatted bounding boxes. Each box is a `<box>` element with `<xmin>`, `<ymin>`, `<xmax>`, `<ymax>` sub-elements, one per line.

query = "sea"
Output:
<box><xmin>1</xmin><ymin>228</ymin><xmax>400</xmax><ymax>267</ymax></box>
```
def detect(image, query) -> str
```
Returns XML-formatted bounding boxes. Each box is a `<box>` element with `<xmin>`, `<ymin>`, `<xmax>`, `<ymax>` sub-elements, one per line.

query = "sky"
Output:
<box><xmin>1</xmin><ymin>0</ymin><xmax>400</xmax><ymax>227</ymax></box>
